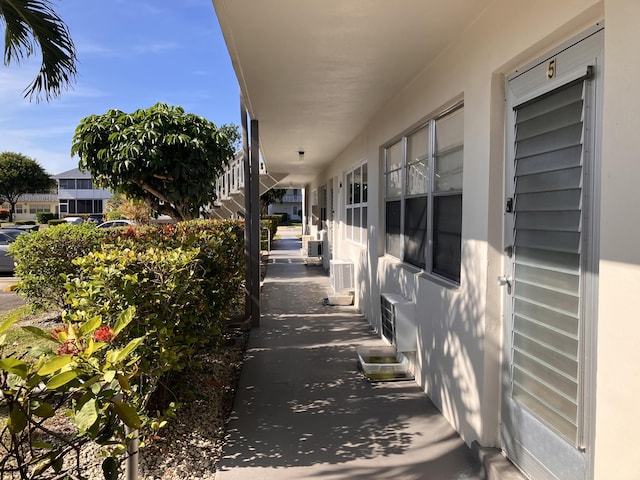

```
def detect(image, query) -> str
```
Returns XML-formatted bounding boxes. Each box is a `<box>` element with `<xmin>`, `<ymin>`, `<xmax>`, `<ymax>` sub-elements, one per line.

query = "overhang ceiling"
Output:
<box><xmin>212</xmin><ymin>0</ymin><xmax>491</xmax><ymax>187</ymax></box>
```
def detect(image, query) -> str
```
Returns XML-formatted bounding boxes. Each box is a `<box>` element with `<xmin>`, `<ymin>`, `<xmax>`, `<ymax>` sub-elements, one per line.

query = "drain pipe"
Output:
<box><xmin>125</xmin><ymin>427</ymin><xmax>139</xmax><ymax>480</ymax></box>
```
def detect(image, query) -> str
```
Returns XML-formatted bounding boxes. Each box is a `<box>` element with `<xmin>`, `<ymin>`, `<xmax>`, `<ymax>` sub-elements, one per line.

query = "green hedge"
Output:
<box><xmin>10</xmin><ymin>223</ymin><xmax>107</xmax><ymax>309</ymax></box>
<box><xmin>3</xmin><ymin>219</ymin><xmax>247</xmax><ymax>476</ymax></box>
<box><xmin>36</xmin><ymin>212</ymin><xmax>58</xmax><ymax>224</ymax></box>
<box><xmin>261</xmin><ymin>215</ymin><xmax>280</xmax><ymax>240</ymax></box>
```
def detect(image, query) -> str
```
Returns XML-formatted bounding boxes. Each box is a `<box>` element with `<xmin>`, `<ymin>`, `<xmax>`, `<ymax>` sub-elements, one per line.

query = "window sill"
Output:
<box><xmin>346</xmin><ymin>238</ymin><xmax>367</xmax><ymax>248</ymax></box>
<box><xmin>380</xmin><ymin>254</ymin><xmax>461</xmax><ymax>291</ymax></box>
<box><xmin>419</xmin><ymin>271</ymin><xmax>461</xmax><ymax>291</ymax></box>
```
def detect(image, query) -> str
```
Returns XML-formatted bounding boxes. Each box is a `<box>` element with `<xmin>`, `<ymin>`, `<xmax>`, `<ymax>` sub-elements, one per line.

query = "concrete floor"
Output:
<box><xmin>216</xmin><ymin>227</ymin><xmax>521</xmax><ymax>480</ymax></box>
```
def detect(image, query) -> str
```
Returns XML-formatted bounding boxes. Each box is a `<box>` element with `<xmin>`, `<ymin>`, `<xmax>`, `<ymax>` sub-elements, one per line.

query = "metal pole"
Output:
<box><xmin>125</xmin><ymin>427</ymin><xmax>138</xmax><ymax>480</ymax></box>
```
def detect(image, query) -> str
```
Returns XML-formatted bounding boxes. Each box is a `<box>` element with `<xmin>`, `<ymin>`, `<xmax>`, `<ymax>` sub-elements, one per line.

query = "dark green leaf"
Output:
<box><xmin>113</xmin><ymin>401</ymin><xmax>141</xmax><ymax>429</ymax></box>
<box><xmin>8</xmin><ymin>405</ymin><xmax>28</xmax><ymax>434</ymax></box>
<box><xmin>102</xmin><ymin>457</ymin><xmax>120</xmax><ymax>480</ymax></box>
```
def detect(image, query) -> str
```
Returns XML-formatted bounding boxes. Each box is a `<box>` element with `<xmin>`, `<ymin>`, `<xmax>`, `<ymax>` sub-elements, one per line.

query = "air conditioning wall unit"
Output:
<box><xmin>330</xmin><ymin>260</ymin><xmax>354</xmax><ymax>292</ymax></box>
<box><xmin>301</xmin><ymin>235</ymin><xmax>314</xmax><ymax>252</ymax></box>
<box><xmin>307</xmin><ymin>240</ymin><xmax>322</xmax><ymax>257</ymax></box>
<box><xmin>380</xmin><ymin>293</ymin><xmax>416</xmax><ymax>352</ymax></box>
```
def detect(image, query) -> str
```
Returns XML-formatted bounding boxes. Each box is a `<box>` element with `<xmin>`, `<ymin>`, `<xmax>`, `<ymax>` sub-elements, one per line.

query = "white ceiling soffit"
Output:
<box><xmin>213</xmin><ymin>0</ymin><xmax>490</xmax><ymax>187</ymax></box>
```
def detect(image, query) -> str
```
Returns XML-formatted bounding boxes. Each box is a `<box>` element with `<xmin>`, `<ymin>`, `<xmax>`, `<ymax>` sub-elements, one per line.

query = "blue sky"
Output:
<box><xmin>0</xmin><ymin>0</ymin><xmax>240</xmax><ymax>175</ymax></box>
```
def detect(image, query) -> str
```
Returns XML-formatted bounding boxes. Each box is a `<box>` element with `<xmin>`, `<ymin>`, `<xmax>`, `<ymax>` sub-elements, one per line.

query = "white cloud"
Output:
<box><xmin>76</xmin><ymin>36</ymin><xmax>178</xmax><ymax>59</ymax></box>
<box><xmin>131</xmin><ymin>41</ymin><xmax>179</xmax><ymax>56</ymax></box>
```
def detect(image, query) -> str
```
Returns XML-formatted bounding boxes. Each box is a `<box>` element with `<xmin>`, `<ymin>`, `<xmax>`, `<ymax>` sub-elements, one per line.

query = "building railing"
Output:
<box><xmin>281</xmin><ymin>194</ymin><xmax>302</xmax><ymax>203</ymax></box>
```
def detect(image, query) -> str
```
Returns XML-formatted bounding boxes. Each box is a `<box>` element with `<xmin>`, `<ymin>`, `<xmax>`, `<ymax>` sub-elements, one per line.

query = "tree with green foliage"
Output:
<box><xmin>0</xmin><ymin>151</ymin><xmax>56</xmax><ymax>221</ymax></box>
<box><xmin>71</xmin><ymin>103</ymin><xmax>240</xmax><ymax>221</ymax></box>
<box><xmin>0</xmin><ymin>0</ymin><xmax>78</xmax><ymax>101</ymax></box>
<box><xmin>260</xmin><ymin>188</ymin><xmax>286</xmax><ymax>216</ymax></box>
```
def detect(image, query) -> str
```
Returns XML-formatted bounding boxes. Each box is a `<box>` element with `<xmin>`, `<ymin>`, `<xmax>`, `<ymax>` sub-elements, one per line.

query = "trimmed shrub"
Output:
<box><xmin>9</xmin><ymin>223</ymin><xmax>107</xmax><ymax>309</ymax></box>
<box><xmin>65</xmin><ymin>219</ymin><xmax>245</xmax><ymax>400</ymax></box>
<box><xmin>66</xmin><ymin>247</ymin><xmax>204</xmax><ymax>390</ymax></box>
<box><xmin>0</xmin><ymin>219</ymin><xmax>246</xmax><ymax>477</ymax></box>
<box><xmin>261</xmin><ymin>215</ymin><xmax>280</xmax><ymax>240</ymax></box>
<box><xmin>14</xmin><ymin>220</ymin><xmax>36</xmax><ymax>225</ymax></box>
<box><xmin>48</xmin><ymin>219</ymin><xmax>66</xmax><ymax>225</ymax></box>
<box><xmin>36</xmin><ymin>212</ymin><xmax>58</xmax><ymax>224</ymax></box>
<box><xmin>104</xmin><ymin>220</ymin><xmax>245</xmax><ymax>320</ymax></box>
<box><xmin>0</xmin><ymin>209</ymin><xmax>9</xmax><ymax>220</ymax></box>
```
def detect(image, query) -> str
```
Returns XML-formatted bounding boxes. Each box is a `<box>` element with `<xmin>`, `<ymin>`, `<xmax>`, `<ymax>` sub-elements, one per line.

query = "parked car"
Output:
<box><xmin>0</xmin><ymin>228</ymin><xmax>28</xmax><ymax>240</ymax></box>
<box><xmin>63</xmin><ymin>217</ymin><xmax>85</xmax><ymax>225</ymax></box>
<box><xmin>0</xmin><ymin>232</ymin><xmax>16</xmax><ymax>273</ymax></box>
<box><xmin>87</xmin><ymin>213</ymin><xmax>104</xmax><ymax>224</ymax></box>
<box><xmin>97</xmin><ymin>220</ymin><xmax>135</xmax><ymax>229</ymax></box>
<box><xmin>4</xmin><ymin>224</ymin><xmax>38</xmax><ymax>232</ymax></box>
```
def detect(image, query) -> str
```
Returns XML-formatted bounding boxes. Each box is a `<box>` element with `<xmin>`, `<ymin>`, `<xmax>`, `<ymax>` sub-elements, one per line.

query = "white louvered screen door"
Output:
<box><xmin>512</xmin><ymin>79</ymin><xmax>585</xmax><ymax>444</ymax></box>
<box><xmin>502</xmin><ymin>27</ymin><xmax>602</xmax><ymax>480</ymax></box>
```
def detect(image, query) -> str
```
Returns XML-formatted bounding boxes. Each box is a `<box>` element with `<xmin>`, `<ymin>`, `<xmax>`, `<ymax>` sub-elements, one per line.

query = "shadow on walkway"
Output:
<box><xmin>216</xmin><ymin>226</ymin><xmax>482</xmax><ymax>479</ymax></box>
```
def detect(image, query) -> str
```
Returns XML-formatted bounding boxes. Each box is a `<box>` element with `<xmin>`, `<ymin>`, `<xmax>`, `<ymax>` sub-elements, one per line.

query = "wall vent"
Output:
<box><xmin>330</xmin><ymin>260</ymin><xmax>354</xmax><ymax>292</ymax></box>
<box><xmin>380</xmin><ymin>293</ymin><xmax>416</xmax><ymax>352</ymax></box>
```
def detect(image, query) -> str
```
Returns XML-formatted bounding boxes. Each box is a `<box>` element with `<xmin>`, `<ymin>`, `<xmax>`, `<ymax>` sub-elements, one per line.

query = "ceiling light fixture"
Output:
<box><xmin>298</xmin><ymin>150</ymin><xmax>305</xmax><ymax>161</ymax></box>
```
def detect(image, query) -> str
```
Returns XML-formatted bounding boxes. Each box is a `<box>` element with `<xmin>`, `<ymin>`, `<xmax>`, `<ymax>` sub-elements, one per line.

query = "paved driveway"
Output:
<box><xmin>0</xmin><ymin>275</ymin><xmax>24</xmax><ymax>313</ymax></box>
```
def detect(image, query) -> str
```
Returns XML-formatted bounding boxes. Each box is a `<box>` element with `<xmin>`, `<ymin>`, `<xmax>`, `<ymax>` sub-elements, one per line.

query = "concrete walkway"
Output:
<box><xmin>216</xmin><ymin>226</ymin><xmax>496</xmax><ymax>480</ymax></box>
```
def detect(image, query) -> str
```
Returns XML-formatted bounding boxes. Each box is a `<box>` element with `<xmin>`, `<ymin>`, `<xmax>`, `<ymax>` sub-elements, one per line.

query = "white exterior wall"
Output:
<box><xmin>57</xmin><ymin>188</ymin><xmax>112</xmax><ymax>200</ymax></box>
<box><xmin>320</xmin><ymin>0</ymin><xmax>609</xmax><ymax>455</ymax></box>
<box><xmin>595</xmin><ymin>1</ymin><xmax>640</xmax><ymax>478</ymax></box>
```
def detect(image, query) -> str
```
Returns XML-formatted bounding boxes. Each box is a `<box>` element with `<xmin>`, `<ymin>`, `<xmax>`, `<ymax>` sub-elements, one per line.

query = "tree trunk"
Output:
<box><xmin>8</xmin><ymin>201</ymin><xmax>16</xmax><ymax>222</ymax></box>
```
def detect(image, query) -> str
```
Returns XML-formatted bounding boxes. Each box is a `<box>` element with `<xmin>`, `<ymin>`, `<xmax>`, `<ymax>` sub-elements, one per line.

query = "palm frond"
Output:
<box><xmin>0</xmin><ymin>0</ymin><xmax>77</xmax><ymax>102</ymax></box>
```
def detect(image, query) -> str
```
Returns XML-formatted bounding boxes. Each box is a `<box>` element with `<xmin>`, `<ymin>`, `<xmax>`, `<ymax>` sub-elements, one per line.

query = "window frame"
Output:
<box><xmin>29</xmin><ymin>203</ymin><xmax>52</xmax><ymax>214</ymax></box>
<box><xmin>383</xmin><ymin>102</ymin><xmax>464</xmax><ymax>285</ymax></box>
<box><xmin>58</xmin><ymin>179</ymin><xmax>75</xmax><ymax>189</ymax></box>
<box><xmin>345</xmin><ymin>162</ymin><xmax>368</xmax><ymax>245</ymax></box>
<box><xmin>77</xmin><ymin>179</ymin><xmax>93</xmax><ymax>190</ymax></box>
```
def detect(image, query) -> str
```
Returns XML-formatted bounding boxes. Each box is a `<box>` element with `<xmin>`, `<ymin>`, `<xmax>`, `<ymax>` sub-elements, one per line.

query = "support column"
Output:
<box><xmin>301</xmin><ymin>188</ymin><xmax>307</xmax><ymax>235</ymax></box>
<box><xmin>241</xmin><ymin>98</ymin><xmax>252</xmax><ymax>322</ymax></box>
<box><xmin>249</xmin><ymin>119</ymin><xmax>261</xmax><ymax>328</ymax></box>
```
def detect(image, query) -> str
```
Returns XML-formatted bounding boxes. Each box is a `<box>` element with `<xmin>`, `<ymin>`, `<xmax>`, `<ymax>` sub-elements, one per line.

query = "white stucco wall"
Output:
<box><xmin>595</xmin><ymin>1</ymin><xmax>640</xmax><ymax>478</ymax></box>
<box><xmin>319</xmin><ymin>0</ymin><xmax>607</xmax><ymax>456</ymax></box>
<box><xmin>309</xmin><ymin>2</ymin><xmax>640</xmax><ymax>477</ymax></box>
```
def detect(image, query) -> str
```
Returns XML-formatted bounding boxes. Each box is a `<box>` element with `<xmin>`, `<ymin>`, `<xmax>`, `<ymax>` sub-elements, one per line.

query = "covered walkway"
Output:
<box><xmin>216</xmin><ymin>226</ymin><xmax>518</xmax><ymax>479</ymax></box>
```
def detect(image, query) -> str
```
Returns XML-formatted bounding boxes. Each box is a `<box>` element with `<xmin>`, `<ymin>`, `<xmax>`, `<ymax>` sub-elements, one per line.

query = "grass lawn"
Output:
<box><xmin>1</xmin><ymin>305</ymin><xmax>56</xmax><ymax>359</ymax></box>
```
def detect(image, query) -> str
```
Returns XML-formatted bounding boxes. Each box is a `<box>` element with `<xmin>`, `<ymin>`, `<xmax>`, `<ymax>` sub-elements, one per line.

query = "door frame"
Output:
<box><xmin>501</xmin><ymin>24</ymin><xmax>603</xmax><ymax>480</ymax></box>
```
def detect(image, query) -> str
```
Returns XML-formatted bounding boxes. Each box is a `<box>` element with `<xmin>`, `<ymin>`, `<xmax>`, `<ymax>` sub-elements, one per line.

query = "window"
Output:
<box><xmin>59</xmin><ymin>179</ymin><xmax>75</xmax><ymax>189</ymax></box>
<box><xmin>29</xmin><ymin>204</ymin><xmax>51</xmax><ymax>214</ymax></box>
<box><xmin>383</xmin><ymin>104</ymin><xmax>463</xmax><ymax>283</ymax></box>
<box><xmin>345</xmin><ymin>163</ymin><xmax>368</xmax><ymax>244</ymax></box>
<box><xmin>76</xmin><ymin>200</ymin><xmax>94</xmax><ymax>213</ymax></box>
<box><xmin>77</xmin><ymin>179</ymin><xmax>93</xmax><ymax>189</ymax></box>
